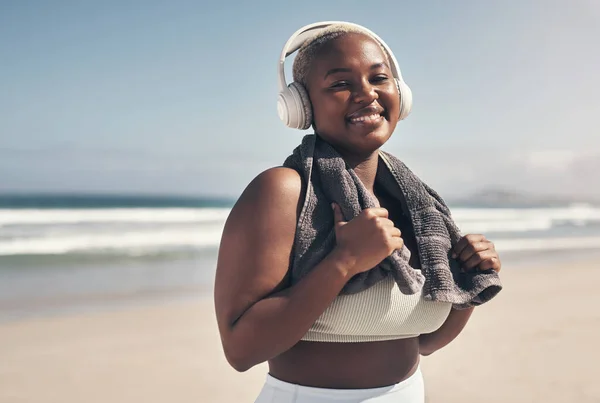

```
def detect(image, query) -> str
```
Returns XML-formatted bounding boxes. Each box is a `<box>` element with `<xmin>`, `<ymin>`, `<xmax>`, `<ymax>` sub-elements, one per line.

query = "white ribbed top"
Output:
<box><xmin>302</xmin><ymin>276</ymin><xmax>452</xmax><ymax>342</ymax></box>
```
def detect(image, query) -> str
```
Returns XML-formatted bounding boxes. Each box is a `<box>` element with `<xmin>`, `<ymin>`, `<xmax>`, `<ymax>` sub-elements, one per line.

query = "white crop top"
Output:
<box><xmin>301</xmin><ymin>276</ymin><xmax>452</xmax><ymax>343</ymax></box>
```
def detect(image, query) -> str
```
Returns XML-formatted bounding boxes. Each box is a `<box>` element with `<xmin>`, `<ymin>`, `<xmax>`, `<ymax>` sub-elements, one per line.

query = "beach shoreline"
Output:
<box><xmin>3</xmin><ymin>247</ymin><xmax>600</xmax><ymax>324</ymax></box>
<box><xmin>1</xmin><ymin>255</ymin><xmax>599</xmax><ymax>402</ymax></box>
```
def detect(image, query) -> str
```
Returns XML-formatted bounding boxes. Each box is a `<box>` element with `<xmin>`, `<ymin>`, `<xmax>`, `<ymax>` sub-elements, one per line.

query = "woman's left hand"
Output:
<box><xmin>451</xmin><ymin>234</ymin><xmax>501</xmax><ymax>273</ymax></box>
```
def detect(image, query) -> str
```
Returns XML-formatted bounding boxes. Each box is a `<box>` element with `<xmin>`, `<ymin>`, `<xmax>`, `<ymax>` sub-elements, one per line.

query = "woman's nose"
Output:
<box><xmin>352</xmin><ymin>80</ymin><xmax>378</xmax><ymax>104</ymax></box>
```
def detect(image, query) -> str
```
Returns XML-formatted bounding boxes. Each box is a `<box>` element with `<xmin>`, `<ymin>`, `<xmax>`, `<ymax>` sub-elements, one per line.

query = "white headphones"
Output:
<box><xmin>277</xmin><ymin>21</ymin><xmax>413</xmax><ymax>130</ymax></box>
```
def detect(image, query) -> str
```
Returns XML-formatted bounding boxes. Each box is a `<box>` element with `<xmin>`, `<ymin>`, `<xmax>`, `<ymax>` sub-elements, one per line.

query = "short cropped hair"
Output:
<box><xmin>291</xmin><ymin>23</ymin><xmax>387</xmax><ymax>87</ymax></box>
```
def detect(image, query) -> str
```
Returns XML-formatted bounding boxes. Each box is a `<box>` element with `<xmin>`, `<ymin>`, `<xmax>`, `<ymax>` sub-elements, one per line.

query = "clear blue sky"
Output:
<box><xmin>1</xmin><ymin>1</ymin><xmax>598</xmax><ymax>198</ymax></box>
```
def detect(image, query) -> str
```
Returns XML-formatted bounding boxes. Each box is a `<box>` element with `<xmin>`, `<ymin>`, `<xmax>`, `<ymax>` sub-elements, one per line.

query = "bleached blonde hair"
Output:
<box><xmin>291</xmin><ymin>23</ymin><xmax>387</xmax><ymax>87</ymax></box>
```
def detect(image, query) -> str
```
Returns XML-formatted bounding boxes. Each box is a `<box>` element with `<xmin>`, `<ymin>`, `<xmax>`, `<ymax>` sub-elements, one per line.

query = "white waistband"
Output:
<box><xmin>264</xmin><ymin>365</ymin><xmax>423</xmax><ymax>400</ymax></box>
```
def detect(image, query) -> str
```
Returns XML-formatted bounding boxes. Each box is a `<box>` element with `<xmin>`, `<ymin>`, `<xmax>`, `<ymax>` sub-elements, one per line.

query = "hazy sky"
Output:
<box><xmin>1</xmin><ymin>1</ymin><xmax>598</xmax><ymax>198</ymax></box>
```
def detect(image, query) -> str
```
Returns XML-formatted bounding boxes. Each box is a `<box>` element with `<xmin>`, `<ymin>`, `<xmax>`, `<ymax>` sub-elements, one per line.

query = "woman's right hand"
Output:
<box><xmin>331</xmin><ymin>203</ymin><xmax>404</xmax><ymax>276</ymax></box>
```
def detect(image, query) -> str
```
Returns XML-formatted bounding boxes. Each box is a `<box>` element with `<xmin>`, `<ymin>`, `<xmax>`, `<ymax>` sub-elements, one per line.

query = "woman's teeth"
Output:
<box><xmin>349</xmin><ymin>114</ymin><xmax>383</xmax><ymax>123</ymax></box>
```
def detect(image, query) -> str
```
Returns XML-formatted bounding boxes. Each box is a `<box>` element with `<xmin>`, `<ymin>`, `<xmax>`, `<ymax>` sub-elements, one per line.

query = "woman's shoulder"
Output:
<box><xmin>244</xmin><ymin>166</ymin><xmax>304</xmax><ymax>204</ymax></box>
<box><xmin>226</xmin><ymin>166</ymin><xmax>305</xmax><ymax>229</ymax></box>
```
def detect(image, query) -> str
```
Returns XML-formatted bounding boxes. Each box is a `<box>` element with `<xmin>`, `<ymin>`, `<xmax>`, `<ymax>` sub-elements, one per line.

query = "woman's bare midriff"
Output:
<box><xmin>268</xmin><ymin>338</ymin><xmax>420</xmax><ymax>389</ymax></box>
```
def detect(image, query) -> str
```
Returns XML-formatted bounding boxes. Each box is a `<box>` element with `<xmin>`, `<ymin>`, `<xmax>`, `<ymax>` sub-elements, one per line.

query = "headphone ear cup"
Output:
<box><xmin>289</xmin><ymin>82</ymin><xmax>312</xmax><ymax>130</ymax></box>
<box><xmin>395</xmin><ymin>78</ymin><xmax>413</xmax><ymax>121</ymax></box>
<box><xmin>277</xmin><ymin>82</ymin><xmax>312</xmax><ymax>130</ymax></box>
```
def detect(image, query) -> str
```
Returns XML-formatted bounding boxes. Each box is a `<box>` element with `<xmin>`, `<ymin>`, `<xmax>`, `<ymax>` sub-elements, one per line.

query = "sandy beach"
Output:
<box><xmin>1</xmin><ymin>258</ymin><xmax>598</xmax><ymax>403</ymax></box>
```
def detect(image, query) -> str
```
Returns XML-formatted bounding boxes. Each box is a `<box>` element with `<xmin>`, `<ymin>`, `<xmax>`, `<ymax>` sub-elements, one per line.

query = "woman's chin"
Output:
<box><xmin>357</xmin><ymin>124</ymin><xmax>394</xmax><ymax>147</ymax></box>
<box><xmin>316</xmin><ymin>120</ymin><xmax>395</xmax><ymax>155</ymax></box>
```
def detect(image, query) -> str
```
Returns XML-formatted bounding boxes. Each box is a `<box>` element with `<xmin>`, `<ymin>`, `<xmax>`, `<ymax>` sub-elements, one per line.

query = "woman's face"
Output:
<box><xmin>305</xmin><ymin>33</ymin><xmax>400</xmax><ymax>158</ymax></box>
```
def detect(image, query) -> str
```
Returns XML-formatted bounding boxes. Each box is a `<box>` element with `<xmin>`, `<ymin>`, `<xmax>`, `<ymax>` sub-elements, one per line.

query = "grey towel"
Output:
<box><xmin>283</xmin><ymin>134</ymin><xmax>502</xmax><ymax>309</ymax></box>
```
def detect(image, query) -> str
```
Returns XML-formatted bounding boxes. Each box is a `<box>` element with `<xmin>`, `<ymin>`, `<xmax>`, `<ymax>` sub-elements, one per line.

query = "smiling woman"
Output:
<box><xmin>297</xmin><ymin>31</ymin><xmax>401</xmax><ymax>160</ymax></box>
<box><xmin>214</xmin><ymin>21</ymin><xmax>502</xmax><ymax>403</ymax></box>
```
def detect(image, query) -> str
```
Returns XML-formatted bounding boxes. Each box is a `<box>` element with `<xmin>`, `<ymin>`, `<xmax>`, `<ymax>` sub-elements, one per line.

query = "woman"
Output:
<box><xmin>214</xmin><ymin>21</ymin><xmax>502</xmax><ymax>402</ymax></box>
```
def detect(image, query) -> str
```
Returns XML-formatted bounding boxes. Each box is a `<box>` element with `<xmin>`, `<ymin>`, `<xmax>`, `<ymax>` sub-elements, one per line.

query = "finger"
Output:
<box><xmin>364</xmin><ymin>207</ymin><xmax>389</xmax><ymax>218</ymax></box>
<box><xmin>462</xmin><ymin>250</ymin><xmax>494</xmax><ymax>271</ymax></box>
<box><xmin>451</xmin><ymin>234</ymin><xmax>487</xmax><ymax>258</ymax></box>
<box><xmin>390</xmin><ymin>236</ymin><xmax>404</xmax><ymax>251</ymax></box>
<box><xmin>377</xmin><ymin>217</ymin><xmax>396</xmax><ymax>228</ymax></box>
<box><xmin>396</xmin><ymin>238</ymin><xmax>405</xmax><ymax>250</ymax></box>
<box><xmin>478</xmin><ymin>256</ymin><xmax>501</xmax><ymax>272</ymax></box>
<box><xmin>451</xmin><ymin>236</ymin><xmax>470</xmax><ymax>259</ymax></box>
<box><xmin>389</xmin><ymin>227</ymin><xmax>402</xmax><ymax>238</ymax></box>
<box><xmin>458</xmin><ymin>241</ymin><xmax>492</xmax><ymax>263</ymax></box>
<box><xmin>331</xmin><ymin>203</ymin><xmax>346</xmax><ymax>225</ymax></box>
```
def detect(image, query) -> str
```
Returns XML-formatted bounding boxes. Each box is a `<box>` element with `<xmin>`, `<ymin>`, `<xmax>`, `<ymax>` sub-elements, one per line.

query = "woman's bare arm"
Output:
<box><xmin>418</xmin><ymin>307</ymin><xmax>474</xmax><ymax>356</ymax></box>
<box><xmin>213</xmin><ymin>167</ymin><xmax>354</xmax><ymax>372</ymax></box>
<box><xmin>419</xmin><ymin>233</ymin><xmax>501</xmax><ymax>355</ymax></box>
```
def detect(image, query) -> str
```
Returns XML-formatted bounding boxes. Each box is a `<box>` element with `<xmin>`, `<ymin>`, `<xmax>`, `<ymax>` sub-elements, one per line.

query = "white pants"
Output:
<box><xmin>254</xmin><ymin>366</ymin><xmax>424</xmax><ymax>402</ymax></box>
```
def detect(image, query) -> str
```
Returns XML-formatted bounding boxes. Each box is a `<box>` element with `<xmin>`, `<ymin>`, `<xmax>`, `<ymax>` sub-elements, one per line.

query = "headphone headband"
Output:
<box><xmin>277</xmin><ymin>21</ymin><xmax>404</xmax><ymax>93</ymax></box>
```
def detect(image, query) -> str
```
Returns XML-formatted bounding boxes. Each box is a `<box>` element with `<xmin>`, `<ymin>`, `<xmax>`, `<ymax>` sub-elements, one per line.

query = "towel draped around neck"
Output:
<box><xmin>282</xmin><ymin>134</ymin><xmax>502</xmax><ymax>309</ymax></box>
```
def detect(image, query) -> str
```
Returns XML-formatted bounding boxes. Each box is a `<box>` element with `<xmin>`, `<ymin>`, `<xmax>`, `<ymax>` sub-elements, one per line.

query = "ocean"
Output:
<box><xmin>1</xmin><ymin>194</ymin><xmax>599</xmax><ymax>322</ymax></box>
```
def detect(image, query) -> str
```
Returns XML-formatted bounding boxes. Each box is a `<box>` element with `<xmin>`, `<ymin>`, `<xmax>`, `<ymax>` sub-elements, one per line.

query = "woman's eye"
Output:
<box><xmin>372</xmin><ymin>75</ymin><xmax>389</xmax><ymax>83</ymax></box>
<box><xmin>330</xmin><ymin>81</ymin><xmax>349</xmax><ymax>88</ymax></box>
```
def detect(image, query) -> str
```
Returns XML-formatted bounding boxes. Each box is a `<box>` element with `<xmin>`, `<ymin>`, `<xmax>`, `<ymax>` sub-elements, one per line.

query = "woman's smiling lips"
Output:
<box><xmin>346</xmin><ymin>104</ymin><xmax>386</xmax><ymax>127</ymax></box>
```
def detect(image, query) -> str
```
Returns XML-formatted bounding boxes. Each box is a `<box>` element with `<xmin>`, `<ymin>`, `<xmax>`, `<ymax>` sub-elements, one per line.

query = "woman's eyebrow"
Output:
<box><xmin>324</xmin><ymin>62</ymin><xmax>389</xmax><ymax>79</ymax></box>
